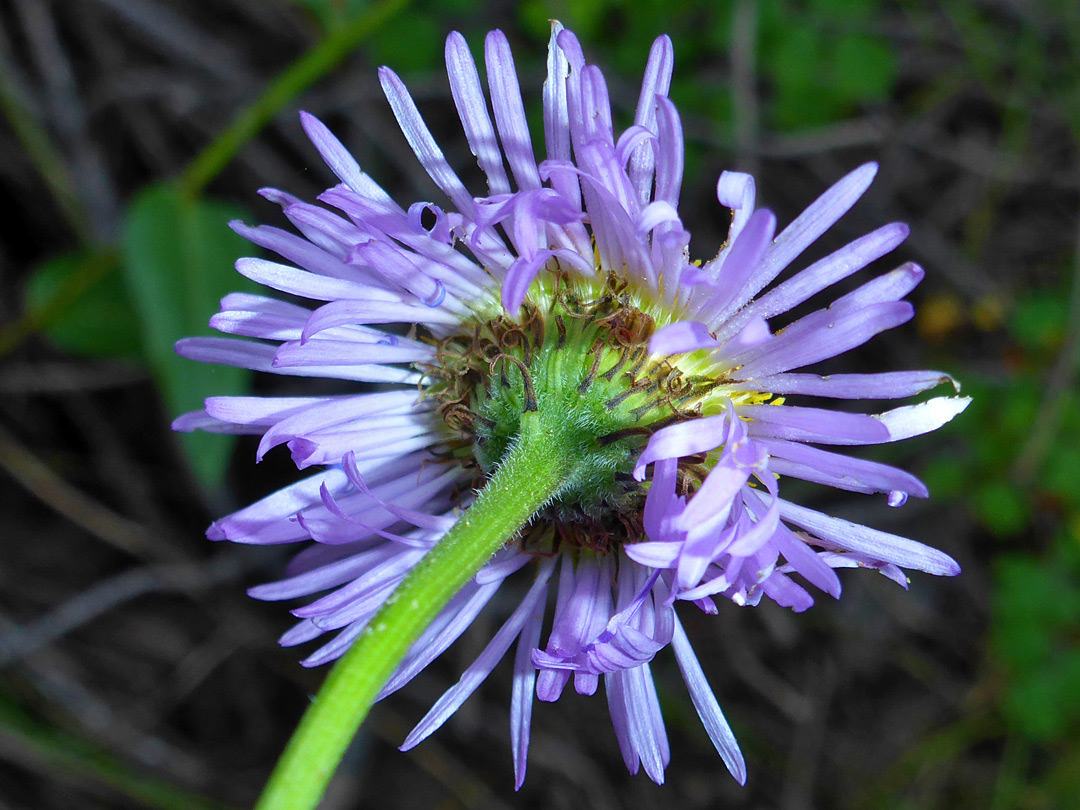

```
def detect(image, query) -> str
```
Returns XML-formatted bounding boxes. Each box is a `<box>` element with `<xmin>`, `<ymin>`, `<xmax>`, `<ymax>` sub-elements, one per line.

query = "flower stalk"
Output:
<box><xmin>254</xmin><ymin>411</ymin><xmax>569</xmax><ymax>810</ymax></box>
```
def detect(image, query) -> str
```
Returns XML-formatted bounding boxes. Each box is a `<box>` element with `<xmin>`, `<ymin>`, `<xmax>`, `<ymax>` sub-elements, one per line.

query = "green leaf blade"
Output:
<box><xmin>23</xmin><ymin>250</ymin><xmax>144</xmax><ymax>362</ymax></box>
<box><xmin>121</xmin><ymin>183</ymin><xmax>256</xmax><ymax>490</ymax></box>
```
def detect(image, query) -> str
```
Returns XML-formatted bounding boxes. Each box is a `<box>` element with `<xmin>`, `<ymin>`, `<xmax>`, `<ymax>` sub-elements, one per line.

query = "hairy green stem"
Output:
<box><xmin>254</xmin><ymin>413</ymin><xmax>569</xmax><ymax>810</ymax></box>
<box><xmin>180</xmin><ymin>0</ymin><xmax>411</xmax><ymax>200</ymax></box>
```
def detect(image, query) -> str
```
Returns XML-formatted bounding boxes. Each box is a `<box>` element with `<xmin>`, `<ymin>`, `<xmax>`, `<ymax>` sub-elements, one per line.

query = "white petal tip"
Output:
<box><xmin>878</xmin><ymin>396</ymin><xmax>972</xmax><ymax>442</ymax></box>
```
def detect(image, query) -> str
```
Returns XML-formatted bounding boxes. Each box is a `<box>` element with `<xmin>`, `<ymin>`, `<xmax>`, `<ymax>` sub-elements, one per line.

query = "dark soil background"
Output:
<box><xmin>2</xmin><ymin>1</ymin><xmax>1079</xmax><ymax>809</ymax></box>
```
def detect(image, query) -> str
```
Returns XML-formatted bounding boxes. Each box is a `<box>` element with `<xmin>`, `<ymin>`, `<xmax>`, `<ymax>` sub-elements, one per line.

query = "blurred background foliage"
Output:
<box><xmin>1</xmin><ymin>0</ymin><xmax>1079</xmax><ymax>808</ymax></box>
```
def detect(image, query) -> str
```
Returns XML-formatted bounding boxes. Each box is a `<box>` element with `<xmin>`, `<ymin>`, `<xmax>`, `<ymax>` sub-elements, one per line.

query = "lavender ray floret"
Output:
<box><xmin>511</xmin><ymin>588</ymin><xmax>547</xmax><ymax>789</ymax></box>
<box><xmin>672</xmin><ymin>617</ymin><xmax>746</xmax><ymax>783</ymax></box>
<box><xmin>753</xmin><ymin>369</ymin><xmax>957</xmax><ymax>399</ymax></box>
<box><xmin>485</xmin><ymin>30</ymin><xmax>542</xmax><ymax>191</ymax></box>
<box><xmin>627</xmin><ymin>36</ymin><xmax>673</xmax><ymax>205</ymax></box>
<box><xmin>758</xmin><ymin>438</ymin><xmax>929</xmax><ymax>499</ymax></box>
<box><xmin>299</xmin><ymin>111</ymin><xmax>396</xmax><ymax>204</ymax></box>
<box><xmin>445</xmin><ymin>31</ymin><xmax>512</xmax><ymax>196</ymax></box>
<box><xmin>777</xmin><ymin>498</ymin><xmax>961</xmax><ymax>575</ymax></box>
<box><xmin>401</xmin><ymin>558</ymin><xmax>555</xmax><ymax>751</ymax></box>
<box><xmin>378</xmin><ymin>66</ymin><xmax>477</xmax><ymax>216</ymax></box>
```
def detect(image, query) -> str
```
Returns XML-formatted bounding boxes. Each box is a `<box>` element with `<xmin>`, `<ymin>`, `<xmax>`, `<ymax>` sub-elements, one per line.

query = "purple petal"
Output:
<box><xmin>719</xmin><ymin>162</ymin><xmax>879</xmax><ymax>320</ymax></box>
<box><xmin>726</xmin><ymin>300</ymin><xmax>914</xmax><ymax>381</ymax></box>
<box><xmin>299</xmin><ymin>111</ymin><xmax>395</xmax><ymax>204</ymax></box>
<box><xmin>714</xmin><ymin>171</ymin><xmax>756</xmax><ymax>247</ymax></box>
<box><xmin>377</xmin><ymin>582</ymin><xmax>502</xmax><ymax>698</ymax></box>
<box><xmin>652</xmin><ymin>96</ymin><xmax>683</xmax><ymax>208</ymax></box>
<box><xmin>636</xmin><ymin>200</ymin><xmax>680</xmax><ymax>235</ymax></box>
<box><xmin>444</xmin><ymin>31</ymin><xmax>511</xmax><ymax>195</ymax></box>
<box><xmin>534</xmin><ymin>555</ymin><xmax>613</xmax><ymax>696</ymax></box>
<box><xmin>696</xmin><ymin>208</ymin><xmax>776</xmax><ymax>319</ymax></box>
<box><xmin>254</xmin><ymin>390</ymin><xmax>424</xmax><ymax>460</ymax></box>
<box><xmin>814</xmin><ymin>552</ymin><xmax>910</xmax><ymax>588</ymax></box>
<box><xmin>767</xmin><ymin>521</ymin><xmax>842</xmax><ymax>598</ymax></box>
<box><xmin>485</xmin><ymin>30</ymin><xmax>542</xmax><ymax>191</ymax></box>
<box><xmin>737</xmin><ymin>222</ymin><xmax>909</xmax><ymax>325</ymax></box>
<box><xmin>724</xmin><ymin>316</ymin><xmax>771</xmax><ymax>354</ymax></box>
<box><xmin>642</xmin><ymin>458</ymin><xmax>679</xmax><ymax>540</ymax></box>
<box><xmin>627</xmin><ymin>35</ymin><xmax>673</xmax><ymax>204</ymax></box>
<box><xmin>834</xmin><ymin>262</ymin><xmax>924</xmax><ymax>308</ymax></box>
<box><xmin>475</xmin><ymin>548</ymin><xmax>531</xmax><ymax>585</ymax></box>
<box><xmin>777</xmin><ymin>499</ymin><xmax>961</xmax><ymax>576</ymax></box>
<box><xmin>759</xmin><ymin>438</ymin><xmax>929</xmax><ymax>499</ymax></box>
<box><xmin>760</xmin><ymin>571</ymin><xmax>814</xmax><ymax>612</ymax></box>
<box><xmin>208</xmin><ymin>468</ymin><xmax>348</xmax><ymax>544</ymax></box>
<box><xmin>724</xmin><ymin>474</ymin><xmax>780</xmax><ymax>557</ymax></box>
<box><xmin>543</xmin><ymin>22</ymin><xmax>572</xmax><ymax>162</ymax></box>
<box><xmin>675</xmin><ymin>450</ymin><xmax>761</xmax><ymax>541</ymax></box>
<box><xmin>233</xmin><ymin>256</ymin><xmax>395</xmax><ymax>302</ymax></box>
<box><xmin>649</xmin><ymin>321</ymin><xmax>719</xmax><ymax>355</ymax></box>
<box><xmin>625</xmin><ymin>540</ymin><xmax>684</xmax><ymax>569</ymax></box>
<box><xmin>300</xmin><ymin>299</ymin><xmax>461</xmax><ymax>340</ymax></box>
<box><xmin>501</xmin><ymin>252</ymin><xmax>550</xmax><ymax>315</ymax></box>
<box><xmin>172</xmin><ymin>410</ymin><xmax>261</xmax><ymax>435</ymax></box>
<box><xmin>348</xmin><ymin>239</ymin><xmax>448</xmax><ymax>307</ymax></box>
<box><xmin>379</xmin><ymin>66</ymin><xmax>475</xmax><ymax>215</ymax></box>
<box><xmin>400</xmin><ymin>558</ymin><xmax>555</xmax><ymax>751</ymax></box>
<box><xmin>176</xmin><ymin>337</ymin><xmax>418</xmax><ymax>384</ymax></box>
<box><xmin>230</xmin><ymin>222</ymin><xmax>356</xmax><ymax>281</ymax></box>
<box><xmin>341</xmin><ymin>452</ymin><xmax>457</xmax><ymax>531</ymax></box>
<box><xmin>290</xmin><ymin>428</ymin><xmax>437</xmax><ymax>471</ymax></box>
<box><xmin>754</xmin><ymin>370</ymin><xmax>958</xmax><ymax>400</ymax></box>
<box><xmin>740</xmin><ymin>404</ymin><xmax>890</xmax><ymax>445</ymax></box>
<box><xmin>291</xmin><ymin>545</ymin><xmax>423</xmax><ymax>621</ymax></box>
<box><xmin>633</xmin><ymin>412</ymin><xmax>730</xmax><ymax>480</ymax></box>
<box><xmin>203</xmin><ymin>395</ymin><xmax>331</xmax><ymax>426</ymax></box>
<box><xmin>210</xmin><ymin>309</ymin><xmax>307</xmax><ymax>342</ymax></box>
<box><xmin>272</xmin><ymin>338</ymin><xmax>433</xmax><ymax>368</ymax></box>
<box><xmin>299</xmin><ymin>618</ymin><xmax>371</xmax><ymax>666</ymax></box>
<box><xmin>624</xmin><ymin>663</ymin><xmax>670</xmax><ymax>784</ymax></box>
<box><xmin>511</xmin><ymin>582</ymin><xmax>547</xmax><ymax>790</ymax></box>
<box><xmin>605</xmin><ymin>671</ymin><xmax>638</xmax><ymax>774</ymax></box>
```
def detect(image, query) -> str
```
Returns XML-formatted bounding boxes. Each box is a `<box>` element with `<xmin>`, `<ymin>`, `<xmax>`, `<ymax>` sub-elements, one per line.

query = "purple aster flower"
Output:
<box><xmin>175</xmin><ymin>24</ymin><xmax>969</xmax><ymax>788</ymax></box>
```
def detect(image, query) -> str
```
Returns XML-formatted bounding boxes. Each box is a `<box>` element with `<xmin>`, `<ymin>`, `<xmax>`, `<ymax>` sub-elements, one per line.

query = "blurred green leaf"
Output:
<box><xmin>920</xmin><ymin>455</ymin><xmax>968</xmax><ymax>500</ymax></box>
<box><xmin>998</xmin><ymin>378</ymin><xmax>1040</xmax><ymax>435</ymax></box>
<box><xmin>994</xmin><ymin>543</ymin><xmax>1080</xmax><ymax>743</ymax></box>
<box><xmin>766</xmin><ymin>24</ymin><xmax>831</xmax><ymax>129</ymax></box>
<box><xmin>519</xmin><ymin>0</ymin><xmax>555</xmax><ymax>39</ymax></box>
<box><xmin>120</xmin><ymin>184</ymin><xmax>254</xmax><ymax>490</ymax></box>
<box><xmin>759</xmin><ymin>2</ymin><xmax>897</xmax><ymax>130</ymax></box>
<box><xmin>1045</xmin><ymin>744</ymin><xmax>1080</xmax><ymax>805</ymax></box>
<box><xmin>816</xmin><ymin>0</ymin><xmax>879</xmax><ymax>23</ymax></box>
<box><xmin>367</xmin><ymin>13</ymin><xmax>442</xmax><ymax>74</ymax></box>
<box><xmin>1009</xmin><ymin>291</ymin><xmax>1067</xmax><ymax>351</ymax></box>
<box><xmin>522</xmin><ymin>0</ymin><xmax>610</xmax><ymax>41</ymax></box>
<box><xmin>23</xmin><ymin>251</ymin><xmax>144</xmax><ymax>362</ymax></box>
<box><xmin>1044</xmin><ymin>444</ymin><xmax>1080</xmax><ymax>507</ymax></box>
<box><xmin>974</xmin><ymin>481</ymin><xmax>1029</xmax><ymax>536</ymax></box>
<box><xmin>1004</xmin><ymin>651</ymin><xmax>1080</xmax><ymax>742</ymax></box>
<box><xmin>290</xmin><ymin>0</ymin><xmax>368</xmax><ymax>29</ymax></box>
<box><xmin>831</xmin><ymin>34</ymin><xmax>896</xmax><ymax>104</ymax></box>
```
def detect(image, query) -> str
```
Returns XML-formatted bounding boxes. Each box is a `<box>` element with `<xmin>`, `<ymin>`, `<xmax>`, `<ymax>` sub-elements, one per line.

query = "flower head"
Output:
<box><xmin>175</xmin><ymin>24</ymin><xmax>969</xmax><ymax>787</ymax></box>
